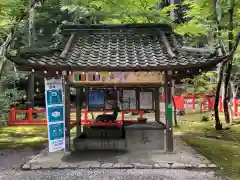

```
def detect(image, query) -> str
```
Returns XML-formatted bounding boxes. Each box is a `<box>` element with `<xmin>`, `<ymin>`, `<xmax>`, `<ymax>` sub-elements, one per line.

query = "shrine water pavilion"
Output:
<box><xmin>8</xmin><ymin>23</ymin><xmax>225</xmax><ymax>153</ymax></box>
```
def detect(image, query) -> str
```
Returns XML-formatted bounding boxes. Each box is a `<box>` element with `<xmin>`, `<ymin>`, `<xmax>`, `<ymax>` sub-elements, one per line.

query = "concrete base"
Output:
<box><xmin>74</xmin><ymin>122</ymin><xmax>166</xmax><ymax>151</ymax></box>
<box><xmin>73</xmin><ymin>137</ymin><xmax>126</xmax><ymax>151</ymax></box>
<box><xmin>83</xmin><ymin>126</ymin><xmax>123</xmax><ymax>139</ymax></box>
<box><xmin>126</xmin><ymin>129</ymin><xmax>165</xmax><ymax>151</ymax></box>
<box><xmin>125</xmin><ymin>122</ymin><xmax>166</xmax><ymax>151</ymax></box>
<box><xmin>22</xmin><ymin>138</ymin><xmax>217</xmax><ymax>170</ymax></box>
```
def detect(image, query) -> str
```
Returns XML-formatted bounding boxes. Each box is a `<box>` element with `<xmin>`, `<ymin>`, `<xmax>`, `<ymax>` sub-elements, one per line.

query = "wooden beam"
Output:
<box><xmin>64</xmin><ymin>75</ymin><xmax>71</xmax><ymax>151</ymax></box>
<box><xmin>154</xmin><ymin>87</ymin><xmax>160</xmax><ymax>123</ymax></box>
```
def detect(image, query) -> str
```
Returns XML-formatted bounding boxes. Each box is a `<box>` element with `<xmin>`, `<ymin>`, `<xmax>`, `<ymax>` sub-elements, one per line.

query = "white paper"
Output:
<box><xmin>122</xmin><ymin>90</ymin><xmax>136</xmax><ymax>109</ymax></box>
<box><xmin>139</xmin><ymin>92</ymin><xmax>153</xmax><ymax>109</ymax></box>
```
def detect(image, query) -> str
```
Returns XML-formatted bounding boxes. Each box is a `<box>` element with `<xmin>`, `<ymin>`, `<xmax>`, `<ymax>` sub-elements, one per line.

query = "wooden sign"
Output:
<box><xmin>71</xmin><ymin>71</ymin><xmax>164</xmax><ymax>84</ymax></box>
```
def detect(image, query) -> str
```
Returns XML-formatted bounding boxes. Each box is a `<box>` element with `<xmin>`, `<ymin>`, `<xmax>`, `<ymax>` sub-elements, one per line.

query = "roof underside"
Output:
<box><xmin>9</xmin><ymin>23</ymin><xmax>223</xmax><ymax>72</ymax></box>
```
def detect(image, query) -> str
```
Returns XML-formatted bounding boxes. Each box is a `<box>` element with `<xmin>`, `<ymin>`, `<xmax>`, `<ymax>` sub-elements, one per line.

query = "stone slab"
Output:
<box><xmin>101</xmin><ymin>163</ymin><xmax>114</xmax><ymax>168</ymax></box>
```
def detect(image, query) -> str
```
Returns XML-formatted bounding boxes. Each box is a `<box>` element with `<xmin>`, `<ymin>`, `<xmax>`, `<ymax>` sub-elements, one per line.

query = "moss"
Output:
<box><xmin>0</xmin><ymin>137</ymin><xmax>47</xmax><ymax>149</ymax></box>
<box><xmin>182</xmin><ymin>137</ymin><xmax>240</xmax><ymax>180</ymax></box>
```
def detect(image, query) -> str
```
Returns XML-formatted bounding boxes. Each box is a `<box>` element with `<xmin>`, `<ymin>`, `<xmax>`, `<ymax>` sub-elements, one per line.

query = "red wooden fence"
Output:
<box><xmin>8</xmin><ymin>108</ymin><xmax>144</xmax><ymax>127</ymax></box>
<box><xmin>8</xmin><ymin>95</ymin><xmax>240</xmax><ymax>126</ymax></box>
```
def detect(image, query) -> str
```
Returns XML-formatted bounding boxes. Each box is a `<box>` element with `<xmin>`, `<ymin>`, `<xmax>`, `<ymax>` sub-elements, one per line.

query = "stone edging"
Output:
<box><xmin>21</xmin><ymin>162</ymin><xmax>218</xmax><ymax>171</ymax></box>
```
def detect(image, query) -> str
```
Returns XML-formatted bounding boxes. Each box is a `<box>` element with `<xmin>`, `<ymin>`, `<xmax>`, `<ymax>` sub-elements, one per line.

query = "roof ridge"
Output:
<box><xmin>60</xmin><ymin>33</ymin><xmax>76</xmax><ymax>59</ymax></box>
<box><xmin>61</xmin><ymin>23</ymin><xmax>173</xmax><ymax>34</ymax></box>
<box><xmin>180</xmin><ymin>46</ymin><xmax>215</xmax><ymax>54</ymax></box>
<box><xmin>159</xmin><ymin>30</ymin><xmax>176</xmax><ymax>58</ymax></box>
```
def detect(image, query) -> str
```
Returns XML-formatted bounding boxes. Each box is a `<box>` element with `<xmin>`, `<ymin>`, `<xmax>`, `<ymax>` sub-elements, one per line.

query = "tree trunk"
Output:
<box><xmin>223</xmin><ymin>0</ymin><xmax>234</xmax><ymax>124</ymax></box>
<box><xmin>223</xmin><ymin>67</ymin><xmax>231</xmax><ymax>124</ymax></box>
<box><xmin>214</xmin><ymin>63</ymin><xmax>226</xmax><ymax>130</ymax></box>
<box><xmin>230</xmin><ymin>81</ymin><xmax>237</xmax><ymax>99</ymax></box>
<box><xmin>172</xmin><ymin>96</ymin><xmax>178</xmax><ymax>127</ymax></box>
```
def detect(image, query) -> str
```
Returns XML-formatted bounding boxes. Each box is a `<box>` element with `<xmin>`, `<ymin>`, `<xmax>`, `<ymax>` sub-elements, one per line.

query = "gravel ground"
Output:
<box><xmin>2</xmin><ymin>169</ymin><xmax>227</xmax><ymax>180</ymax></box>
<box><xmin>0</xmin><ymin>148</ymin><xmax>227</xmax><ymax>180</ymax></box>
<box><xmin>0</xmin><ymin>148</ymin><xmax>41</xmax><ymax>179</ymax></box>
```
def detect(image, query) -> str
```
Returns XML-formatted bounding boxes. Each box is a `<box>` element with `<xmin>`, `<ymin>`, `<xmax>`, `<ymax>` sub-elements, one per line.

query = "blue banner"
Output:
<box><xmin>45</xmin><ymin>78</ymin><xmax>65</xmax><ymax>152</ymax></box>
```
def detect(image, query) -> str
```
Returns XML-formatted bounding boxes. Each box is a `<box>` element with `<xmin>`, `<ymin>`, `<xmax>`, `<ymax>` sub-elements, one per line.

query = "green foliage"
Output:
<box><xmin>0</xmin><ymin>88</ymin><xmax>25</xmax><ymax>113</ymax></box>
<box><xmin>60</xmin><ymin>0</ymin><xmax>177</xmax><ymax>24</ymax></box>
<box><xmin>182</xmin><ymin>72</ymin><xmax>217</xmax><ymax>95</ymax></box>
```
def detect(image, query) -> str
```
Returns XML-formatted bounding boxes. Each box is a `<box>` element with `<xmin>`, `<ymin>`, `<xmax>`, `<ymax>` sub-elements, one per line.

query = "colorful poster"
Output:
<box><xmin>46</xmin><ymin>89</ymin><xmax>63</xmax><ymax>105</ymax></box>
<box><xmin>71</xmin><ymin>71</ymin><xmax>164</xmax><ymax>84</ymax></box>
<box><xmin>47</xmin><ymin>106</ymin><xmax>64</xmax><ymax>123</ymax></box>
<box><xmin>99</xmin><ymin>72</ymin><xmax>109</xmax><ymax>82</ymax></box>
<box><xmin>45</xmin><ymin>78</ymin><xmax>65</xmax><ymax>153</ymax></box>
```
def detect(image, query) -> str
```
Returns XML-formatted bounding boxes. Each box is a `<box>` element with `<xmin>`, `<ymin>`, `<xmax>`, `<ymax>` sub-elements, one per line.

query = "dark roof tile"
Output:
<box><xmin>10</xmin><ymin>23</ymin><xmax>223</xmax><ymax>72</ymax></box>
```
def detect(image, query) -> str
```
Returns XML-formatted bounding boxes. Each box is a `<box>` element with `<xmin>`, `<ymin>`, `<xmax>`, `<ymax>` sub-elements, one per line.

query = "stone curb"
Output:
<box><xmin>21</xmin><ymin>163</ymin><xmax>218</xmax><ymax>171</ymax></box>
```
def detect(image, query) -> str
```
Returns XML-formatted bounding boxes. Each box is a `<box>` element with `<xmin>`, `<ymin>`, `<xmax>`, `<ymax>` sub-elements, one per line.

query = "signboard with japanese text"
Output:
<box><xmin>45</xmin><ymin>78</ymin><xmax>65</xmax><ymax>153</ymax></box>
<box><xmin>71</xmin><ymin>71</ymin><xmax>164</xmax><ymax>84</ymax></box>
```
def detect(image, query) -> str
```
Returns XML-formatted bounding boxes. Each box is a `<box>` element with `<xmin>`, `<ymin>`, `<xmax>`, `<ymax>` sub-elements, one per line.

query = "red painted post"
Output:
<box><xmin>28</xmin><ymin>108</ymin><xmax>33</xmax><ymax>121</ymax></box>
<box><xmin>208</xmin><ymin>97</ymin><xmax>212</xmax><ymax>111</ymax></box>
<box><xmin>121</xmin><ymin>111</ymin><xmax>124</xmax><ymax>121</ymax></box>
<box><xmin>192</xmin><ymin>96</ymin><xmax>196</xmax><ymax>112</ymax></box>
<box><xmin>234</xmin><ymin>99</ymin><xmax>238</xmax><ymax>116</ymax></box>
<box><xmin>84</xmin><ymin>109</ymin><xmax>88</xmax><ymax>121</ymax></box>
<box><xmin>219</xmin><ymin>97</ymin><xmax>223</xmax><ymax>112</ymax></box>
<box><xmin>139</xmin><ymin>111</ymin><xmax>143</xmax><ymax>118</ymax></box>
<box><xmin>9</xmin><ymin>108</ymin><xmax>15</xmax><ymax>124</ymax></box>
<box><xmin>181</xmin><ymin>96</ymin><xmax>184</xmax><ymax>110</ymax></box>
<box><xmin>203</xmin><ymin>96</ymin><xmax>206</xmax><ymax>112</ymax></box>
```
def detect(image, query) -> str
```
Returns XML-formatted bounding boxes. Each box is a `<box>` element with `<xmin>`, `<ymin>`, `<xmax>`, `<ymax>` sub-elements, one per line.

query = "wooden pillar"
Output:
<box><xmin>164</xmin><ymin>70</ymin><xmax>174</xmax><ymax>152</ymax></box>
<box><xmin>63</xmin><ymin>74</ymin><xmax>71</xmax><ymax>152</ymax></box>
<box><xmin>155</xmin><ymin>87</ymin><xmax>160</xmax><ymax>122</ymax></box>
<box><xmin>76</xmin><ymin>87</ymin><xmax>82</xmax><ymax>137</ymax></box>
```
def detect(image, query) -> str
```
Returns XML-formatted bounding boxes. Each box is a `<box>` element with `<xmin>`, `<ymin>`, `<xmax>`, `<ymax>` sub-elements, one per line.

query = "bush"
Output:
<box><xmin>201</xmin><ymin>115</ymin><xmax>210</xmax><ymax>122</ymax></box>
<box><xmin>0</xmin><ymin>88</ymin><xmax>26</xmax><ymax>119</ymax></box>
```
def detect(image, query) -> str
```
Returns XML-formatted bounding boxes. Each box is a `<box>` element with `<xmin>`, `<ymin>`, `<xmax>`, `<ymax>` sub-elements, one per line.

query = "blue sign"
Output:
<box><xmin>88</xmin><ymin>91</ymin><xmax>105</xmax><ymax>110</ymax></box>
<box><xmin>46</xmin><ymin>89</ymin><xmax>63</xmax><ymax>105</ymax></box>
<box><xmin>47</xmin><ymin>106</ymin><xmax>64</xmax><ymax>122</ymax></box>
<box><xmin>45</xmin><ymin>78</ymin><xmax>65</xmax><ymax>153</ymax></box>
<box><xmin>48</xmin><ymin>123</ymin><xmax>65</xmax><ymax>140</ymax></box>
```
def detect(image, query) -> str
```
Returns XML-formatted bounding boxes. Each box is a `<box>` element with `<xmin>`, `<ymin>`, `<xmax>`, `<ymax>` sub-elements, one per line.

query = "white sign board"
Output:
<box><xmin>122</xmin><ymin>90</ymin><xmax>137</xmax><ymax>109</ymax></box>
<box><xmin>184</xmin><ymin>98</ymin><xmax>193</xmax><ymax>109</ymax></box>
<box><xmin>45</xmin><ymin>78</ymin><xmax>65</xmax><ymax>152</ymax></box>
<box><xmin>139</xmin><ymin>92</ymin><xmax>153</xmax><ymax>109</ymax></box>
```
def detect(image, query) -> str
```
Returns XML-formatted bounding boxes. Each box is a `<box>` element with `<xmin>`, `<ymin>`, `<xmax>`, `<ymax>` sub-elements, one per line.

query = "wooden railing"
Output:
<box><xmin>8</xmin><ymin>108</ymin><xmax>144</xmax><ymax>126</ymax></box>
<box><xmin>8</xmin><ymin>95</ymin><xmax>240</xmax><ymax>126</ymax></box>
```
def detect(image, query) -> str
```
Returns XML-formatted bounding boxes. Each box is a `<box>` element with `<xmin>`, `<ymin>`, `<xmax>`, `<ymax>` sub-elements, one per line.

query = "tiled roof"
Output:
<box><xmin>9</xmin><ymin>24</ymin><xmax>223</xmax><ymax>72</ymax></box>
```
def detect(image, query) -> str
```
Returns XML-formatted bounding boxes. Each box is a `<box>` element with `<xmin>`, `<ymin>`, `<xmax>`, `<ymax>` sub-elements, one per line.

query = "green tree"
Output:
<box><xmin>174</xmin><ymin>0</ymin><xmax>240</xmax><ymax>129</ymax></box>
<box><xmin>182</xmin><ymin>72</ymin><xmax>217</xmax><ymax>112</ymax></box>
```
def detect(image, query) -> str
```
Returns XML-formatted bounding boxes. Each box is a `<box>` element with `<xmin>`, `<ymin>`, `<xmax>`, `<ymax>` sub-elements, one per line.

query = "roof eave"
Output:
<box><xmin>12</xmin><ymin>56</ymin><xmax>224</xmax><ymax>73</ymax></box>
